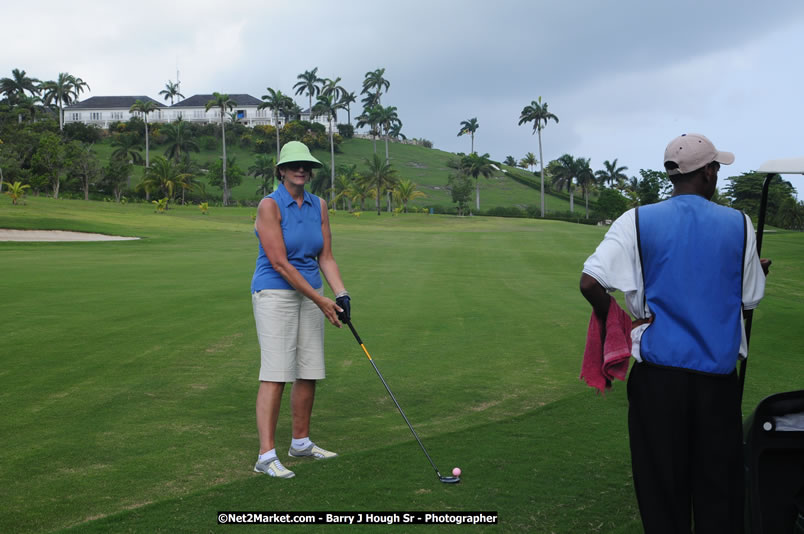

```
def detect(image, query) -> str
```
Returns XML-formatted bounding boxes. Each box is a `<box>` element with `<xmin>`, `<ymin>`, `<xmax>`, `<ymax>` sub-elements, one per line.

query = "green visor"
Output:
<box><xmin>277</xmin><ymin>141</ymin><xmax>323</xmax><ymax>169</ymax></box>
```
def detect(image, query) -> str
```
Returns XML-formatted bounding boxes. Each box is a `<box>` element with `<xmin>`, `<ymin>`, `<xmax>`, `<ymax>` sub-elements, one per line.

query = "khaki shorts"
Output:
<box><xmin>252</xmin><ymin>287</ymin><xmax>325</xmax><ymax>382</ymax></box>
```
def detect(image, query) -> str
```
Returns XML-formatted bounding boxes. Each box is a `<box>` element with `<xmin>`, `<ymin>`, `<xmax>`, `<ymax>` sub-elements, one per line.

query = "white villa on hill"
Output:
<box><xmin>64</xmin><ymin>94</ymin><xmax>326</xmax><ymax>130</ymax></box>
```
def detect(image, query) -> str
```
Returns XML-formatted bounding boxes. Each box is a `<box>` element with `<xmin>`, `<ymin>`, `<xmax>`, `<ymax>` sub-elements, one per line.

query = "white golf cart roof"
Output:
<box><xmin>756</xmin><ymin>158</ymin><xmax>804</xmax><ymax>174</ymax></box>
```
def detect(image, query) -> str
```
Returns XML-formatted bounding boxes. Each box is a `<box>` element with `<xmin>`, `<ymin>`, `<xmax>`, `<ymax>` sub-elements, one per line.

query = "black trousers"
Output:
<box><xmin>627</xmin><ymin>362</ymin><xmax>744</xmax><ymax>534</ymax></box>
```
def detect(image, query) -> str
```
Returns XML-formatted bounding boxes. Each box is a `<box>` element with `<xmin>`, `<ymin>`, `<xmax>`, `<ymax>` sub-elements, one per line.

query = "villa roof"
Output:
<box><xmin>171</xmin><ymin>94</ymin><xmax>263</xmax><ymax>108</ymax></box>
<box><xmin>66</xmin><ymin>96</ymin><xmax>165</xmax><ymax>110</ymax></box>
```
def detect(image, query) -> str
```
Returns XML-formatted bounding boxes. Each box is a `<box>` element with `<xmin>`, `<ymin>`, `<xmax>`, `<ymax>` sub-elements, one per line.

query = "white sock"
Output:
<box><xmin>258</xmin><ymin>449</ymin><xmax>277</xmax><ymax>462</ymax></box>
<box><xmin>292</xmin><ymin>437</ymin><xmax>312</xmax><ymax>450</ymax></box>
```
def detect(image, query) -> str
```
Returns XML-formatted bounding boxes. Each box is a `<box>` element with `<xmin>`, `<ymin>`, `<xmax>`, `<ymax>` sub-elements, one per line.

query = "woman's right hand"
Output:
<box><xmin>316</xmin><ymin>295</ymin><xmax>343</xmax><ymax>328</ymax></box>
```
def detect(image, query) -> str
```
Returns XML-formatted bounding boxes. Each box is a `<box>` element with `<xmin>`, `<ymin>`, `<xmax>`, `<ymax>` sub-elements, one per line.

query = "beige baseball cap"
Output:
<box><xmin>663</xmin><ymin>133</ymin><xmax>734</xmax><ymax>175</ymax></box>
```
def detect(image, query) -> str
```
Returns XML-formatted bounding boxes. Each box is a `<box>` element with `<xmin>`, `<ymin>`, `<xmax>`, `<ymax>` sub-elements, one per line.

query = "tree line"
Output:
<box><xmin>454</xmin><ymin>99</ymin><xmax>802</xmax><ymax>228</ymax></box>
<box><xmin>1</xmin><ymin>67</ymin><xmax>431</xmax><ymax>213</ymax></box>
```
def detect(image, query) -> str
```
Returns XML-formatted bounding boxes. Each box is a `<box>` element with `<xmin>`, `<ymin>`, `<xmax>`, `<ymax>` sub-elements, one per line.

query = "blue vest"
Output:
<box><xmin>637</xmin><ymin>195</ymin><xmax>746</xmax><ymax>374</ymax></box>
<box><xmin>251</xmin><ymin>184</ymin><xmax>323</xmax><ymax>292</ymax></box>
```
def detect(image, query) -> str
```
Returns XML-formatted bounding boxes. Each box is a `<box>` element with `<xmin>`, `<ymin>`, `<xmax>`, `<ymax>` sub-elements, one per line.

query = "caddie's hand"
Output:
<box><xmin>335</xmin><ymin>295</ymin><xmax>351</xmax><ymax>323</ymax></box>
<box><xmin>760</xmin><ymin>258</ymin><xmax>772</xmax><ymax>276</ymax></box>
<box><xmin>317</xmin><ymin>296</ymin><xmax>342</xmax><ymax>328</ymax></box>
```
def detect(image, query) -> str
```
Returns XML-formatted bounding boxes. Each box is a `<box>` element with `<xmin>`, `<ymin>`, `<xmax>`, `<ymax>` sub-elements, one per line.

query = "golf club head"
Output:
<box><xmin>438</xmin><ymin>476</ymin><xmax>460</xmax><ymax>484</ymax></box>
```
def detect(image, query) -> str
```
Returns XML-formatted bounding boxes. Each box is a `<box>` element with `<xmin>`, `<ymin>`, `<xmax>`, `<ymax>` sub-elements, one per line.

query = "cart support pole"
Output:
<box><xmin>739</xmin><ymin>173</ymin><xmax>774</xmax><ymax>406</ymax></box>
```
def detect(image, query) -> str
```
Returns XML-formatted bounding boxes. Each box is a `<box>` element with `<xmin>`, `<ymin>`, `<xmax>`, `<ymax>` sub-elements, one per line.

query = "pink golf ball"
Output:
<box><xmin>452</xmin><ymin>467</ymin><xmax>461</xmax><ymax>477</ymax></box>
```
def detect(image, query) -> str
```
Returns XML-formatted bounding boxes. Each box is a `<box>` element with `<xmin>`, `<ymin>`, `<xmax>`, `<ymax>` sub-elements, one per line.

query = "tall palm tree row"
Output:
<box><xmin>518</xmin><ymin>96</ymin><xmax>559</xmax><ymax>217</ymax></box>
<box><xmin>457</xmin><ymin>117</ymin><xmax>479</xmax><ymax>154</ymax></box>
<box><xmin>205</xmin><ymin>92</ymin><xmax>235</xmax><ymax>206</ymax></box>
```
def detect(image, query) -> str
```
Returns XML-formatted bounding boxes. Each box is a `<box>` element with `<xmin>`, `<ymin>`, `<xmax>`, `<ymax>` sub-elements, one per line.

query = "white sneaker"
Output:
<box><xmin>288</xmin><ymin>443</ymin><xmax>338</xmax><ymax>459</ymax></box>
<box><xmin>254</xmin><ymin>457</ymin><xmax>295</xmax><ymax>478</ymax></box>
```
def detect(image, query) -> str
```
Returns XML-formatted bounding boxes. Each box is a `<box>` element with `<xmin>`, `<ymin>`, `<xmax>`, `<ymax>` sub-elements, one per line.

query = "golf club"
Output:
<box><xmin>738</xmin><ymin>172</ymin><xmax>773</xmax><ymax>404</ymax></box>
<box><xmin>344</xmin><ymin>319</ymin><xmax>460</xmax><ymax>484</ymax></box>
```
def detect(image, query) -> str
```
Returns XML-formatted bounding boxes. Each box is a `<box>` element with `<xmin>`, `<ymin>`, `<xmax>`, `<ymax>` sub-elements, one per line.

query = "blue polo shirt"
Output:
<box><xmin>251</xmin><ymin>183</ymin><xmax>323</xmax><ymax>292</ymax></box>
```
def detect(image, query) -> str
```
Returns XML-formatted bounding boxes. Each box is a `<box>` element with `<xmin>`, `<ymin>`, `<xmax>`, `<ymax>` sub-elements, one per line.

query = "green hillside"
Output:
<box><xmin>101</xmin><ymin>135</ymin><xmax>580</xmax><ymax>213</ymax></box>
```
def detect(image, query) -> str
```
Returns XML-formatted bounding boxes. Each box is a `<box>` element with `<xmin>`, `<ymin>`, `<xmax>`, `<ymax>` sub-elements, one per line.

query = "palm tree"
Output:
<box><xmin>363</xmin><ymin>153</ymin><xmax>398</xmax><ymax>215</ymax></box>
<box><xmin>457</xmin><ymin>118</ymin><xmax>479</xmax><ymax>154</ymax></box>
<box><xmin>518</xmin><ymin>96</ymin><xmax>559</xmax><ymax>217</ymax></box>
<box><xmin>320</xmin><ymin>77</ymin><xmax>348</xmax><ymax>122</ymax></box>
<box><xmin>549</xmin><ymin>154</ymin><xmax>578</xmax><ymax>214</ymax></box>
<box><xmin>333</xmin><ymin>174</ymin><xmax>353</xmax><ymax>211</ymax></box>
<box><xmin>450</xmin><ymin>152</ymin><xmax>494</xmax><ymax>211</ymax></box>
<box><xmin>4</xmin><ymin>181</ymin><xmax>30</xmax><ymax>205</ymax></box>
<box><xmin>576</xmin><ymin>157</ymin><xmax>595</xmax><ymax>219</ymax></box>
<box><xmin>503</xmin><ymin>155</ymin><xmax>517</xmax><ymax>167</ymax></box>
<box><xmin>42</xmin><ymin>73</ymin><xmax>90</xmax><ymax>131</ymax></box>
<box><xmin>159</xmin><ymin>80</ymin><xmax>184</xmax><ymax>105</ymax></box>
<box><xmin>143</xmin><ymin>156</ymin><xmax>179</xmax><ymax>204</ymax></box>
<box><xmin>293</xmin><ymin>68</ymin><xmax>322</xmax><ymax>119</ymax></box>
<box><xmin>259</xmin><ymin>88</ymin><xmax>288</xmax><ymax>155</ymax></box>
<box><xmin>205</xmin><ymin>92</ymin><xmax>235</xmax><ymax>205</ymax></box>
<box><xmin>12</xmin><ymin>94</ymin><xmax>47</xmax><ymax>123</ymax></box>
<box><xmin>129</xmin><ymin>99</ymin><xmax>158</xmax><ymax>168</ymax></box>
<box><xmin>355</xmin><ymin>104</ymin><xmax>383</xmax><ymax>153</ymax></box>
<box><xmin>347</xmin><ymin>179</ymin><xmax>372</xmax><ymax>211</ymax></box>
<box><xmin>175</xmin><ymin>158</ymin><xmax>199</xmax><ymax>205</ymax></box>
<box><xmin>313</xmin><ymin>93</ymin><xmax>346</xmax><ymax>203</ymax></box>
<box><xmin>362</xmin><ymin>68</ymin><xmax>390</xmax><ymax>106</ymax></box>
<box><xmin>595</xmin><ymin>158</ymin><xmax>629</xmax><ymax>188</ymax></box>
<box><xmin>394</xmin><ymin>178</ymin><xmax>426</xmax><ymax>213</ymax></box>
<box><xmin>162</xmin><ymin>119</ymin><xmax>199</xmax><ymax>162</ymax></box>
<box><xmin>1</xmin><ymin>69</ymin><xmax>42</xmax><ymax>123</ymax></box>
<box><xmin>376</xmin><ymin>105</ymin><xmax>401</xmax><ymax>163</ymax></box>
<box><xmin>0</xmin><ymin>68</ymin><xmax>41</xmax><ymax>100</ymax></box>
<box><xmin>249</xmin><ymin>154</ymin><xmax>276</xmax><ymax>197</ymax></box>
<box><xmin>309</xmin><ymin>163</ymin><xmax>331</xmax><ymax>197</ymax></box>
<box><xmin>388</xmin><ymin>123</ymin><xmax>406</xmax><ymax>140</ymax></box>
<box><xmin>111</xmin><ymin>133</ymin><xmax>144</xmax><ymax>167</ymax></box>
<box><xmin>340</xmin><ymin>91</ymin><xmax>357</xmax><ymax>125</ymax></box>
<box><xmin>519</xmin><ymin>152</ymin><xmax>538</xmax><ymax>173</ymax></box>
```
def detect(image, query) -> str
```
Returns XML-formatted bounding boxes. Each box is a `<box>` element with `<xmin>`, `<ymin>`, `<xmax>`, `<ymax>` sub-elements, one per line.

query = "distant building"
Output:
<box><xmin>64</xmin><ymin>96</ymin><xmax>166</xmax><ymax>129</ymax></box>
<box><xmin>64</xmin><ymin>94</ymin><xmax>328</xmax><ymax>130</ymax></box>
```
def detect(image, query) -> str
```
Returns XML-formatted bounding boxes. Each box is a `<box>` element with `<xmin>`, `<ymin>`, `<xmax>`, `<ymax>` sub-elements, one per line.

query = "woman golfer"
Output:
<box><xmin>251</xmin><ymin>141</ymin><xmax>350</xmax><ymax>478</ymax></box>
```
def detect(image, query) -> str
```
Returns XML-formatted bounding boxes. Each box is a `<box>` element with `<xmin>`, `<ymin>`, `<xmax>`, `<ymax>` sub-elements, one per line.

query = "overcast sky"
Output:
<box><xmin>3</xmin><ymin>0</ymin><xmax>804</xmax><ymax>194</ymax></box>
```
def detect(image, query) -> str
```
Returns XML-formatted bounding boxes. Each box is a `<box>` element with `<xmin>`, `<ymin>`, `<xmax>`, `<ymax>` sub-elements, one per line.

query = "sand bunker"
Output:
<box><xmin>0</xmin><ymin>229</ymin><xmax>140</xmax><ymax>242</ymax></box>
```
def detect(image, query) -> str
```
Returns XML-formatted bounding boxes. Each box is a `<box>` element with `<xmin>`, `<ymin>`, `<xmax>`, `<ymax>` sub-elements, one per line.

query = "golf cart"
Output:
<box><xmin>740</xmin><ymin>158</ymin><xmax>804</xmax><ymax>534</ymax></box>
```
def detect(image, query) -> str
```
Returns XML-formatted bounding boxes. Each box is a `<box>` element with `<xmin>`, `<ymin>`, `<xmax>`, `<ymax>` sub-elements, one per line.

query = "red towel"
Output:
<box><xmin>580</xmin><ymin>296</ymin><xmax>633</xmax><ymax>393</ymax></box>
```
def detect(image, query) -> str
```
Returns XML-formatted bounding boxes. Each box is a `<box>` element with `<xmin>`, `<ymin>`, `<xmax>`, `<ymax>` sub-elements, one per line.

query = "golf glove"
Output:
<box><xmin>336</xmin><ymin>295</ymin><xmax>351</xmax><ymax>322</ymax></box>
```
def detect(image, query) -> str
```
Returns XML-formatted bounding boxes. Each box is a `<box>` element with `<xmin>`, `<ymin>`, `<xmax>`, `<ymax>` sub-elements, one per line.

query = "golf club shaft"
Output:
<box><xmin>344</xmin><ymin>320</ymin><xmax>443</xmax><ymax>477</ymax></box>
<box><xmin>738</xmin><ymin>173</ymin><xmax>773</xmax><ymax>404</ymax></box>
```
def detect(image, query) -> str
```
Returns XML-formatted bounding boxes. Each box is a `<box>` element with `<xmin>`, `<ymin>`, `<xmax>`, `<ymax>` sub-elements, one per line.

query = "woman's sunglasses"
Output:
<box><xmin>283</xmin><ymin>162</ymin><xmax>315</xmax><ymax>172</ymax></box>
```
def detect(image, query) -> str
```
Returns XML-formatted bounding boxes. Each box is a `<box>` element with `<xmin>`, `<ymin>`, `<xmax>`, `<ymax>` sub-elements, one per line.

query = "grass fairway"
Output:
<box><xmin>1</xmin><ymin>197</ymin><xmax>802</xmax><ymax>533</ymax></box>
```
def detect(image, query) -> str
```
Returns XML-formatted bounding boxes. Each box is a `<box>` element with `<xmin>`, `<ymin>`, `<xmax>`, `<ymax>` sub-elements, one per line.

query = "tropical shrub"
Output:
<box><xmin>337</xmin><ymin>124</ymin><xmax>354</xmax><ymax>138</ymax></box>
